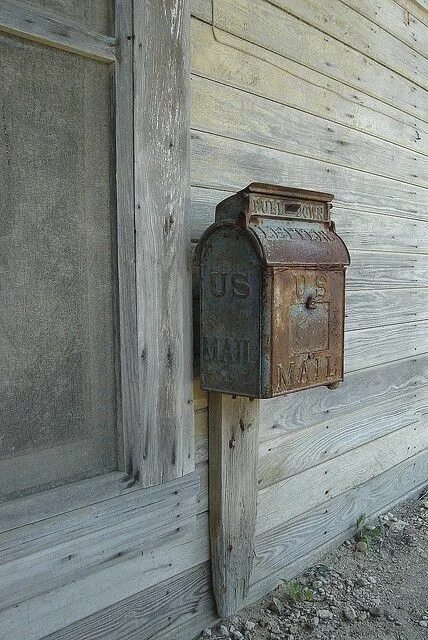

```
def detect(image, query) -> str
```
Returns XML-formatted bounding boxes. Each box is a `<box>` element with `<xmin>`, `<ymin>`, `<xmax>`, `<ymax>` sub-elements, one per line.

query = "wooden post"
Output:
<box><xmin>209</xmin><ymin>393</ymin><xmax>260</xmax><ymax>618</ymax></box>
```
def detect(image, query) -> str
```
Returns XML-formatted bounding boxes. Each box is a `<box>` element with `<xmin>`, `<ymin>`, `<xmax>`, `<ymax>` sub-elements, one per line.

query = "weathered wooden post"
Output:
<box><xmin>209</xmin><ymin>393</ymin><xmax>260</xmax><ymax>617</ymax></box>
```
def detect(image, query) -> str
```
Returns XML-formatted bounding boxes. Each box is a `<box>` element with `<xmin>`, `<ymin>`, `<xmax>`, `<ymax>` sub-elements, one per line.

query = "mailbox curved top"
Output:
<box><xmin>196</xmin><ymin>183</ymin><xmax>350</xmax><ymax>268</ymax></box>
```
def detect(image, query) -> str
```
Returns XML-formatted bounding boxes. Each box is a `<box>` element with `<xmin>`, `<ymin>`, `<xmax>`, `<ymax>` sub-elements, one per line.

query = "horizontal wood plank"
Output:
<box><xmin>190</xmin><ymin>18</ymin><xmax>428</xmax><ymax>154</ymax></box>
<box><xmin>0</xmin><ymin>471</ymin><xmax>138</xmax><ymax>534</ymax></box>
<box><xmin>0</xmin><ymin>0</ymin><xmax>115</xmax><ymax>62</ymax></box>
<box><xmin>257</xmin><ymin>420</ymin><xmax>428</xmax><ymax>534</ymax></box>
<box><xmin>259</xmin><ymin>353</ymin><xmax>428</xmax><ymax>441</ymax></box>
<box><xmin>190</xmin><ymin>132</ymin><xmax>428</xmax><ymax>221</ymax></box>
<box><xmin>268</xmin><ymin>0</ymin><xmax>428</xmax><ymax>89</ymax></box>
<box><xmin>195</xmin><ymin>355</ymin><xmax>428</xmax><ymax>466</ymax></box>
<box><xmin>191</xmin><ymin>74</ymin><xmax>428</xmax><ymax>188</ymax></box>
<box><xmin>0</xmin><ymin>506</ymin><xmax>208</xmax><ymax>640</ymax></box>
<box><xmin>345</xmin><ymin>320</ymin><xmax>428</xmax><ymax>371</ymax></box>
<box><xmin>0</xmin><ymin>474</ymin><xmax>199</xmax><ymax>610</ymax></box>
<box><xmin>191</xmin><ymin>0</ymin><xmax>212</xmax><ymax>21</ymax></box>
<box><xmin>254</xmin><ymin>448</ymin><xmax>428</xmax><ymax>585</ymax></box>
<box><xmin>212</xmin><ymin>0</ymin><xmax>427</xmax><ymax>121</ymax></box>
<box><xmin>345</xmin><ymin>288</ymin><xmax>428</xmax><ymax>330</ymax></box>
<box><xmin>258</xmin><ymin>385</ymin><xmax>428</xmax><ymax>489</ymax></box>
<box><xmin>340</xmin><ymin>0</ymin><xmax>428</xmax><ymax>57</ymax></box>
<box><xmin>46</xmin><ymin>561</ymin><xmax>215</xmax><ymax>640</ymax></box>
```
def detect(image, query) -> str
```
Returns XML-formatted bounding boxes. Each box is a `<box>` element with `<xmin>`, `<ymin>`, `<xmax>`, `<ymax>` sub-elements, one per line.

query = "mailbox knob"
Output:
<box><xmin>306</xmin><ymin>295</ymin><xmax>317</xmax><ymax>309</ymax></box>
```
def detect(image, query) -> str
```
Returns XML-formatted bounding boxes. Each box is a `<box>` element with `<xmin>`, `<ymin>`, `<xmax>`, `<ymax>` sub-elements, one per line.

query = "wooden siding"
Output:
<box><xmin>0</xmin><ymin>1</ymin><xmax>427</xmax><ymax>639</ymax></box>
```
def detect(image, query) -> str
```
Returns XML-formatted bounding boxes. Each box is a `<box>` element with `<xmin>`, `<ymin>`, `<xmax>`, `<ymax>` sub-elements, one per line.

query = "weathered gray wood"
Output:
<box><xmin>133</xmin><ymin>0</ymin><xmax>194</xmax><ymax>486</ymax></box>
<box><xmin>212</xmin><ymin>0</ymin><xmax>427</xmax><ymax>121</ymax></box>
<box><xmin>190</xmin><ymin>132</ymin><xmax>428</xmax><ymax>220</ymax></box>
<box><xmin>115</xmin><ymin>0</ymin><xmax>141</xmax><ymax>477</ymax></box>
<box><xmin>191</xmin><ymin>74</ymin><xmax>428</xmax><ymax>188</ymax></box>
<box><xmin>266</xmin><ymin>0</ymin><xmax>428</xmax><ymax>89</ymax></box>
<box><xmin>251</xmin><ymin>448</ymin><xmax>428</xmax><ymax>591</ymax></box>
<box><xmin>191</xmin><ymin>0</ymin><xmax>212</xmax><ymax>21</ymax></box>
<box><xmin>258</xmin><ymin>383</ymin><xmax>428</xmax><ymax>489</ymax></box>
<box><xmin>0</xmin><ymin>513</ymin><xmax>209</xmax><ymax>640</ymax></box>
<box><xmin>340</xmin><ymin>0</ymin><xmax>428</xmax><ymax>57</ymax></box>
<box><xmin>0</xmin><ymin>471</ymin><xmax>135</xmax><ymax>533</ymax></box>
<box><xmin>257</xmin><ymin>419</ymin><xmax>428</xmax><ymax>535</ymax></box>
<box><xmin>190</xmin><ymin>17</ymin><xmax>428</xmax><ymax>152</ymax></box>
<box><xmin>0</xmin><ymin>0</ymin><xmax>115</xmax><ymax>61</ymax></box>
<box><xmin>43</xmin><ymin>450</ymin><xmax>428</xmax><ymax>640</ymax></box>
<box><xmin>196</xmin><ymin>354</ymin><xmax>428</xmax><ymax>466</ymax></box>
<box><xmin>259</xmin><ymin>353</ymin><xmax>428</xmax><ymax>441</ymax></box>
<box><xmin>0</xmin><ymin>473</ymin><xmax>198</xmax><ymax>610</ymax></box>
<box><xmin>45</xmin><ymin>561</ymin><xmax>214</xmax><ymax>640</ymax></box>
<box><xmin>209</xmin><ymin>393</ymin><xmax>260</xmax><ymax>617</ymax></box>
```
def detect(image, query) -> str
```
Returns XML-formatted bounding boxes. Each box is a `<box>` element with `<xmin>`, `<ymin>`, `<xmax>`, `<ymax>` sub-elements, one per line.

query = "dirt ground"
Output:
<box><xmin>199</xmin><ymin>488</ymin><xmax>428</xmax><ymax>640</ymax></box>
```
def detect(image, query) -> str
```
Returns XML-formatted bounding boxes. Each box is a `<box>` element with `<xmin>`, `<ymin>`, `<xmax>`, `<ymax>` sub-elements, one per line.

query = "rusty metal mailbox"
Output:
<box><xmin>195</xmin><ymin>183</ymin><xmax>350</xmax><ymax>398</ymax></box>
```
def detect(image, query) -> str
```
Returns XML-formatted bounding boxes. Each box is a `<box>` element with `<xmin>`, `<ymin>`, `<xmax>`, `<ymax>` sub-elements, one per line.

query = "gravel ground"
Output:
<box><xmin>198</xmin><ymin>488</ymin><xmax>428</xmax><ymax>640</ymax></box>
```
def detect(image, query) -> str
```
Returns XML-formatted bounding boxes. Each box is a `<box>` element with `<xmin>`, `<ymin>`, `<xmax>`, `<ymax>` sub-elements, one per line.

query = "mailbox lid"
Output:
<box><xmin>249</xmin><ymin>217</ymin><xmax>350</xmax><ymax>267</ymax></box>
<box><xmin>215</xmin><ymin>183</ymin><xmax>350</xmax><ymax>268</ymax></box>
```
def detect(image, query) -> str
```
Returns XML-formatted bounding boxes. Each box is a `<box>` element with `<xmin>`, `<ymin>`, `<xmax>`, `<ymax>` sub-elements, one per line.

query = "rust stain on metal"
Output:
<box><xmin>195</xmin><ymin>183</ymin><xmax>350</xmax><ymax>398</ymax></box>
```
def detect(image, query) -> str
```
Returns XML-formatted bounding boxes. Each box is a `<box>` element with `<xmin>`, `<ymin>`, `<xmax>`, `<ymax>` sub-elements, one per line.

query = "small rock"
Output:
<box><xmin>317</xmin><ymin>609</ymin><xmax>333</xmax><ymax>620</ymax></box>
<box><xmin>390</xmin><ymin>520</ymin><xmax>407</xmax><ymax>533</ymax></box>
<box><xmin>367</xmin><ymin>576</ymin><xmax>377</xmax><ymax>584</ymax></box>
<box><xmin>244</xmin><ymin>621</ymin><xmax>256</xmax><ymax>632</ymax></box>
<box><xmin>356</xmin><ymin>541</ymin><xmax>368</xmax><ymax>553</ymax></box>
<box><xmin>231</xmin><ymin>617</ymin><xmax>241</xmax><ymax>628</ymax></box>
<box><xmin>202</xmin><ymin>629</ymin><xmax>212</xmax><ymax>638</ymax></box>
<box><xmin>419</xmin><ymin>620</ymin><xmax>428</xmax><ymax>628</ymax></box>
<box><xmin>342</xmin><ymin>605</ymin><xmax>357</xmax><ymax>622</ymax></box>
<box><xmin>312</xmin><ymin>616</ymin><xmax>320</xmax><ymax>627</ymax></box>
<box><xmin>270</xmin><ymin>597</ymin><xmax>283</xmax><ymax>615</ymax></box>
<box><xmin>231</xmin><ymin>631</ymin><xmax>244</xmax><ymax>640</ymax></box>
<box><xmin>355</xmin><ymin>576</ymin><xmax>368</xmax><ymax>587</ymax></box>
<box><xmin>219</xmin><ymin>625</ymin><xmax>230</xmax><ymax>637</ymax></box>
<box><xmin>369</xmin><ymin>606</ymin><xmax>383</xmax><ymax>618</ymax></box>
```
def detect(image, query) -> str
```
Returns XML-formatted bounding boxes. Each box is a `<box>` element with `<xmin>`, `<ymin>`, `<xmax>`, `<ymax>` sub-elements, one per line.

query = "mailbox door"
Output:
<box><xmin>271</xmin><ymin>268</ymin><xmax>345</xmax><ymax>396</ymax></box>
<box><xmin>199</xmin><ymin>226</ymin><xmax>262</xmax><ymax>397</ymax></box>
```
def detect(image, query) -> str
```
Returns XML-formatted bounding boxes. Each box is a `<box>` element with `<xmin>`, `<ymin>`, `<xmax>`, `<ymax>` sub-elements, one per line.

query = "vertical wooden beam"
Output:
<box><xmin>209</xmin><ymin>393</ymin><xmax>260</xmax><ymax>618</ymax></box>
<box><xmin>115</xmin><ymin>0</ymin><xmax>140</xmax><ymax>471</ymax></box>
<box><xmin>133</xmin><ymin>0</ymin><xmax>194</xmax><ymax>486</ymax></box>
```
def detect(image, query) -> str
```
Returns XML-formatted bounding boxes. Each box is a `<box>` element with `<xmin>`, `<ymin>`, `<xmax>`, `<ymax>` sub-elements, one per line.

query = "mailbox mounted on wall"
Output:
<box><xmin>195</xmin><ymin>183</ymin><xmax>350</xmax><ymax>399</ymax></box>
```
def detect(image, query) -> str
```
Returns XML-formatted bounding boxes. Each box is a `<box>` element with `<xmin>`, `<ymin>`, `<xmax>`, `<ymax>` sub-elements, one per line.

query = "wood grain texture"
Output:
<box><xmin>43</xmin><ymin>451</ymin><xmax>428</xmax><ymax>640</ymax></box>
<box><xmin>190</xmin><ymin>132</ymin><xmax>428</xmax><ymax>221</ymax></box>
<box><xmin>257</xmin><ymin>419</ymin><xmax>428</xmax><ymax>534</ymax></box>
<box><xmin>45</xmin><ymin>561</ymin><xmax>215</xmax><ymax>640</ymax></box>
<box><xmin>209</xmin><ymin>393</ymin><xmax>260</xmax><ymax>617</ymax></box>
<box><xmin>212</xmin><ymin>0</ymin><xmax>427</xmax><ymax>121</ymax></box>
<box><xmin>266</xmin><ymin>0</ymin><xmax>428</xmax><ymax>89</ymax></box>
<box><xmin>115</xmin><ymin>0</ymin><xmax>141</xmax><ymax>483</ymax></box>
<box><xmin>0</xmin><ymin>512</ymin><xmax>209</xmax><ymax>640</ymax></box>
<box><xmin>190</xmin><ymin>18</ymin><xmax>428</xmax><ymax>153</ymax></box>
<box><xmin>253</xmin><ymin>448</ymin><xmax>428</xmax><ymax>585</ymax></box>
<box><xmin>0</xmin><ymin>471</ymin><xmax>139</xmax><ymax>534</ymax></box>
<box><xmin>394</xmin><ymin>0</ymin><xmax>428</xmax><ymax>28</ymax></box>
<box><xmin>340</xmin><ymin>0</ymin><xmax>428</xmax><ymax>57</ymax></box>
<box><xmin>191</xmin><ymin>0</ymin><xmax>212</xmax><ymax>21</ymax></box>
<box><xmin>196</xmin><ymin>355</ymin><xmax>428</xmax><ymax>467</ymax></box>
<box><xmin>258</xmin><ymin>384</ymin><xmax>428</xmax><ymax>489</ymax></box>
<box><xmin>0</xmin><ymin>473</ymin><xmax>198</xmax><ymax>611</ymax></box>
<box><xmin>191</xmin><ymin>75</ymin><xmax>428</xmax><ymax>188</ymax></box>
<box><xmin>259</xmin><ymin>354</ymin><xmax>428</xmax><ymax>441</ymax></box>
<box><xmin>0</xmin><ymin>0</ymin><xmax>115</xmax><ymax>61</ymax></box>
<box><xmin>133</xmin><ymin>0</ymin><xmax>194</xmax><ymax>485</ymax></box>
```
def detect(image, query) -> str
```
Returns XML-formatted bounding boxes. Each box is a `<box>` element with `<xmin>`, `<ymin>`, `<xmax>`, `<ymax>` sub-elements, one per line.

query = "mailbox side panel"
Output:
<box><xmin>199</xmin><ymin>226</ymin><xmax>262</xmax><ymax>397</ymax></box>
